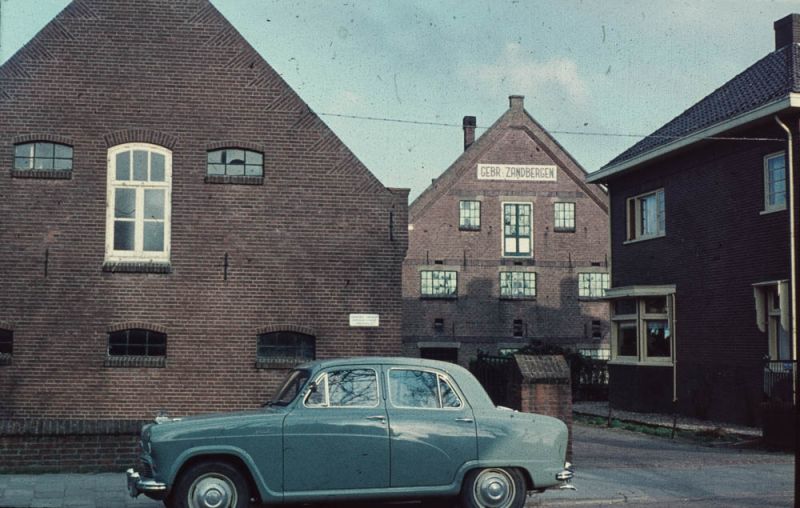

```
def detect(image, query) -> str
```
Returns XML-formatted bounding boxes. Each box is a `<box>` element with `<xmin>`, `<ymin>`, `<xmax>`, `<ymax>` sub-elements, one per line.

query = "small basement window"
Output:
<box><xmin>207</xmin><ymin>149</ymin><xmax>263</xmax><ymax>177</ymax></box>
<box><xmin>257</xmin><ymin>331</ymin><xmax>316</xmax><ymax>368</ymax></box>
<box><xmin>106</xmin><ymin>328</ymin><xmax>167</xmax><ymax>367</ymax></box>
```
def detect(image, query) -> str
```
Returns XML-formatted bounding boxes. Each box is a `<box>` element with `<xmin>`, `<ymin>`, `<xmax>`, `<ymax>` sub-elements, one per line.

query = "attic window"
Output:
<box><xmin>13</xmin><ymin>142</ymin><xmax>73</xmax><ymax>178</ymax></box>
<box><xmin>207</xmin><ymin>149</ymin><xmax>263</xmax><ymax>177</ymax></box>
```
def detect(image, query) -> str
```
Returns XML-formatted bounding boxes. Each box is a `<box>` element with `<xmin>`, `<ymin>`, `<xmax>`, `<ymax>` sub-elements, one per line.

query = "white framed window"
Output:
<box><xmin>626</xmin><ymin>189</ymin><xmax>665</xmax><ymax>241</ymax></box>
<box><xmin>106</xmin><ymin>144</ymin><xmax>172</xmax><ymax>263</ymax></box>
<box><xmin>611</xmin><ymin>296</ymin><xmax>673</xmax><ymax>364</ymax></box>
<box><xmin>459</xmin><ymin>200</ymin><xmax>481</xmax><ymax>230</ymax></box>
<box><xmin>499</xmin><ymin>271</ymin><xmax>536</xmax><ymax>299</ymax></box>
<box><xmin>754</xmin><ymin>281</ymin><xmax>791</xmax><ymax>361</ymax></box>
<box><xmin>502</xmin><ymin>202</ymin><xmax>532</xmax><ymax>257</ymax></box>
<box><xmin>764</xmin><ymin>152</ymin><xmax>786</xmax><ymax>213</ymax></box>
<box><xmin>554</xmin><ymin>202</ymin><xmax>575</xmax><ymax>232</ymax></box>
<box><xmin>579</xmin><ymin>273</ymin><xmax>609</xmax><ymax>298</ymax></box>
<box><xmin>421</xmin><ymin>270</ymin><xmax>457</xmax><ymax>298</ymax></box>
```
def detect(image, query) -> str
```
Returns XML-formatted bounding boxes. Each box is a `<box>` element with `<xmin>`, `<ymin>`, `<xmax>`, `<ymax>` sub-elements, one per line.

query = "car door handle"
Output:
<box><xmin>455</xmin><ymin>417</ymin><xmax>474</xmax><ymax>423</ymax></box>
<box><xmin>366</xmin><ymin>415</ymin><xmax>386</xmax><ymax>422</ymax></box>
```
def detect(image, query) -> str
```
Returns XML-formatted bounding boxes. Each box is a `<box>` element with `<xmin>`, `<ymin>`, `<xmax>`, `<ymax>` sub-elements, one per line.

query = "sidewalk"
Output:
<box><xmin>0</xmin><ymin>473</ymin><xmax>153</xmax><ymax>508</ymax></box>
<box><xmin>573</xmin><ymin>401</ymin><xmax>762</xmax><ymax>439</ymax></box>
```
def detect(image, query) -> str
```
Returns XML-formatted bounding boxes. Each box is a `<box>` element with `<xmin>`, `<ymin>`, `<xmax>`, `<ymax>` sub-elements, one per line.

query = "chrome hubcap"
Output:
<box><xmin>473</xmin><ymin>468</ymin><xmax>515</xmax><ymax>508</ymax></box>
<box><xmin>188</xmin><ymin>473</ymin><xmax>237</xmax><ymax>508</ymax></box>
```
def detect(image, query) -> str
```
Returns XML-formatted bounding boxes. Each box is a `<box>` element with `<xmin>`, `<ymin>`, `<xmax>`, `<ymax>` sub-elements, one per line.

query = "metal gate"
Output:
<box><xmin>470</xmin><ymin>354</ymin><xmax>518</xmax><ymax>409</ymax></box>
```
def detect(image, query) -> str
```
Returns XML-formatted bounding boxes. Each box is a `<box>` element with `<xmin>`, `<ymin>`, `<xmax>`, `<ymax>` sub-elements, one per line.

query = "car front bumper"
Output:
<box><xmin>126</xmin><ymin>468</ymin><xmax>168</xmax><ymax>500</ymax></box>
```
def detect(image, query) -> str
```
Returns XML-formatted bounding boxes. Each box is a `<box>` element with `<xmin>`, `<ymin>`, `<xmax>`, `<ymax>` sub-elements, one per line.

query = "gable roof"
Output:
<box><xmin>410</xmin><ymin>100</ymin><xmax>608</xmax><ymax>222</ymax></box>
<box><xmin>590</xmin><ymin>42</ymin><xmax>800</xmax><ymax>182</ymax></box>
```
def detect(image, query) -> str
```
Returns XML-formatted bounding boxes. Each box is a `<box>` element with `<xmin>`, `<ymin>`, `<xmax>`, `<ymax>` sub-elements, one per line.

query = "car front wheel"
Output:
<box><xmin>169</xmin><ymin>461</ymin><xmax>250</xmax><ymax>508</ymax></box>
<box><xmin>460</xmin><ymin>467</ymin><xmax>526</xmax><ymax>508</ymax></box>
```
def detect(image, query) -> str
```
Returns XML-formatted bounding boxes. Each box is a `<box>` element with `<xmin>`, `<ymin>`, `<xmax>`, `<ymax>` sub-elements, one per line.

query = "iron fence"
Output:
<box><xmin>763</xmin><ymin>360</ymin><xmax>797</xmax><ymax>404</ymax></box>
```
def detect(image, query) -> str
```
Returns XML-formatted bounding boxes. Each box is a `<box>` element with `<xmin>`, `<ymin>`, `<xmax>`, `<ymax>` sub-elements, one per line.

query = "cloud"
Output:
<box><xmin>462</xmin><ymin>43</ymin><xmax>591</xmax><ymax>106</ymax></box>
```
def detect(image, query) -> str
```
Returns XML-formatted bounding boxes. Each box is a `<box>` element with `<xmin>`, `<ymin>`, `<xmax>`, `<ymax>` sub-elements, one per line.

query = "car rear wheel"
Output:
<box><xmin>460</xmin><ymin>467</ymin><xmax>526</xmax><ymax>508</ymax></box>
<box><xmin>170</xmin><ymin>461</ymin><xmax>250</xmax><ymax>508</ymax></box>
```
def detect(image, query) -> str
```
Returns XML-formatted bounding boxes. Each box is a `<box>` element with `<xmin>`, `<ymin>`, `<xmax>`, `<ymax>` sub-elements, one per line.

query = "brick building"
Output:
<box><xmin>0</xmin><ymin>0</ymin><xmax>407</xmax><ymax>469</ymax></box>
<box><xmin>588</xmin><ymin>15</ymin><xmax>799</xmax><ymax>425</ymax></box>
<box><xmin>403</xmin><ymin>96</ymin><xmax>609</xmax><ymax>366</ymax></box>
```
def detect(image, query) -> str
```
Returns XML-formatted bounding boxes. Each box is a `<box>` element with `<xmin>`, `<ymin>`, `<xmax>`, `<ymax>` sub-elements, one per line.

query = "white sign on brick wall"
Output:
<box><xmin>477</xmin><ymin>164</ymin><xmax>557</xmax><ymax>182</ymax></box>
<box><xmin>349</xmin><ymin>314</ymin><xmax>380</xmax><ymax>327</ymax></box>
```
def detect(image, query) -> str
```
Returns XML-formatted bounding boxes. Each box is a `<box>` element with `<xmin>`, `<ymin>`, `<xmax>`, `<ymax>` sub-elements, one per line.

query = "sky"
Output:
<box><xmin>1</xmin><ymin>0</ymin><xmax>798</xmax><ymax>200</ymax></box>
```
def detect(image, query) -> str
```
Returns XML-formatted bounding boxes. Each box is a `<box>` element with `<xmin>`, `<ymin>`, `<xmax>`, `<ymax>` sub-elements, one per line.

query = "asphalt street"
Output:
<box><xmin>0</xmin><ymin>423</ymin><xmax>793</xmax><ymax>507</ymax></box>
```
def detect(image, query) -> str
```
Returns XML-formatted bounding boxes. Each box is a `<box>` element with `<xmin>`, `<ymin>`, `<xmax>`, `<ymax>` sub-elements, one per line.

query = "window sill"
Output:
<box><xmin>608</xmin><ymin>359</ymin><xmax>673</xmax><ymax>367</ymax></box>
<box><xmin>102</xmin><ymin>261</ymin><xmax>171</xmax><ymax>274</ymax></box>
<box><xmin>0</xmin><ymin>353</ymin><xmax>11</xmax><ymax>366</ymax></box>
<box><xmin>623</xmin><ymin>233</ymin><xmax>665</xmax><ymax>245</ymax></box>
<box><xmin>553</xmin><ymin>229</ymin><xmax>576</xmax><ymax>233</ymax></box>
<box><xmin>458</xmin><ymin>227</ymin><xmax>481</xmax><ymax>232</ymax></box>
<box><xmin>104</xmin><ymin>356</ymin><xmax>166</xmax><ymax>368</ymax></box>
<box><xmin>255</xmin><ymin>358</ymin><xmax>306</xmax><ymax>370</ymax></box>
<box><xmin>205</xmin><ymin>175</ymin><xmax>264</xmax><ymax>185</ymax></box>
<box><xmin>761</xmin><ymin>207</ymin><xmax>786</xmax><ymax>215</ymax></box>
<box><xmin>577</xmin><ymin>296</ymin><xmax>606</xmax><ymax>301</ymax></box>
<box><xmin>420</xmin><ymin>296</ymin><xmax>458</xmax><ymax>301</ymax></box>
<box><xmin>11</xmin><ymin>169</ymin><xmax>72</xmax><ymax>179</ymax></box>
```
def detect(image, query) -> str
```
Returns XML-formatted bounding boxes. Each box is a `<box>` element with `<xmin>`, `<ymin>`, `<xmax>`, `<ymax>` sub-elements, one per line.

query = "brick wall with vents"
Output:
<box><xmin>0</xmin><ymin>0</ymin><xmax>408</xmax><ymax>469</ymax></box>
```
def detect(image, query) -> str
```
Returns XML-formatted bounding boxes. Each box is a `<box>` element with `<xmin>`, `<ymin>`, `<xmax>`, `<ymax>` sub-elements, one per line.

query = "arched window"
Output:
<box><xmin>207</xmin><ymin>148</ymin><xmax>263</xmax><ymax>177</ymax></box>
<box><xmin>257</xmin><ymin>331</ymin><xmax>315</xmax><ymax>367</ymax></box>
<box><xmin>14</xmin><ymin>142</ymin><xmax>73</xmax><ymax>171</ymax></box>
<box><xmin>106</xmin><ymin>144</ymin><xmax>172</xmax><ymax>262</ymax></box>
<box><xmin>108</xmin><ymin>328</ymin><xmax>166</xmax><ymax>357</ymax></box>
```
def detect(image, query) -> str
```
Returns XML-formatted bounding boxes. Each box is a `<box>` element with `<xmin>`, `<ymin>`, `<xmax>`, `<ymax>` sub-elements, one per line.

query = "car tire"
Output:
<box><xmin>459</xmin><ymin>467</ymin><xmax>526</xmax><ymax>508</ymax></box>
<box><xmin>169</xmin><ymin>460</ymin><xmax>251</xmax><ymax>508</ymax></box>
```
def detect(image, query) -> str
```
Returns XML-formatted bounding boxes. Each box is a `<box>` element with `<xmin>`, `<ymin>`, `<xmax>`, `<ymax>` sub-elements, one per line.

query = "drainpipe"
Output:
<box><xmin>774</xmin><ymin>116</ymin><xmax>797</xmax><ymax>394</ymax></box>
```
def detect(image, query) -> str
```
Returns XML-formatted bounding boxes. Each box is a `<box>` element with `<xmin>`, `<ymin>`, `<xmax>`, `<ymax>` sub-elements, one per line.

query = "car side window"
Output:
<box><xmin>305</xmin><ymin>369</ymin><xmax>379</xmax><ymax>408</ymax></box>
<box><xmin>389</xmin><ymin>369</ymin><xmax>463</xmax><ymax>409</ymax></box>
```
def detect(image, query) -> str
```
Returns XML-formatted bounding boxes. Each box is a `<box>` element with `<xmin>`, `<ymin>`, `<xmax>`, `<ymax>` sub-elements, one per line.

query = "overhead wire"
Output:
<box><xmin>316</xmin><ymin>111</ymin><xmax>785</xmax><ymax>143</ymax></box>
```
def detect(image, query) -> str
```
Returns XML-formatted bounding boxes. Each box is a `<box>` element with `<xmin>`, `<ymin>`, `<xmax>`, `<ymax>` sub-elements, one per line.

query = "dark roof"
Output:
<box><xmin>602</xmin><ymin>43</ymin><xmax>800</xmax><ymax>169</ymax></box>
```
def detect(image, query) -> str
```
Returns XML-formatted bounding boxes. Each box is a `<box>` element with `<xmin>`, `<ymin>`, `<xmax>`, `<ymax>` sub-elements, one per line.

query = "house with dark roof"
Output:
<box><xmin>588</xmin><ymin>14</ymin><xmax>799</xmax><ymax>429</ymax></box>
<box><xmin>403</xmin><ymin>96</ymin><xmax>610</xmax><ymax>367</ymax></box>
<box><xmin>0</xmin><ymin>0</ymin><xmax>408</xmax><ymax>471</ymax></box>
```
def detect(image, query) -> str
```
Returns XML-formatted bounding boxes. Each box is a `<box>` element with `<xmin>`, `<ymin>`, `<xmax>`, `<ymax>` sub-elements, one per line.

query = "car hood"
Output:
<box><xmin>149</xmin><ymin>406</ymin><xmax>288</xmax><ymax>442</ymax></box>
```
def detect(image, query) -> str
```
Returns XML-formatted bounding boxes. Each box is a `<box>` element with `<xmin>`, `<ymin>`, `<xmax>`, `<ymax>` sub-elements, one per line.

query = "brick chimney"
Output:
<box><xmin>774</xmin><ymin>13</ymin><xmax>800</xmax><ymax>50</ymax></box>
<box><xmin>463</xmin><ymin>116</ymin><xmax>476</xmax><ymax>151</ymax></box>
<box><xmin>509</xmin><ymin>95</ymin><xmax>524</xmax><ymax>112</ymax></box>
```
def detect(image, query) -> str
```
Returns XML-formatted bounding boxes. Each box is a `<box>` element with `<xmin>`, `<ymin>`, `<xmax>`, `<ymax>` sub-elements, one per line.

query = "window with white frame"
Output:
<box><xmin>459</xmin><ymin>200</ymin><xmax>481</xmax><ymax>230</ymax></box>
<box><xmin>421</xmin><ymin>270</ymin><xmax>457</xmax><ymax>298</ymax></box>
<box><xmin>764</xmin><ymin>152</ymin><xmax>786</xmax><ymax>212</ymax></box>
<box><xmin>503</xmin><ymin>203</ymin><xmax>532</xmax><ymax>256</ymax></box>
<box><xmin>14</xmin><ymin>142</ymin><xmax>73</xmax><ymax>171</ymax></box>
<box><xmin>611</xmin><ymin>296</ymin><xmax>673</xmax><ymax>364</ymax></box>
<box><xmin>579</xmin><ymin>273</ymin><xmax>609</xmax><ymax>298</ymax></box>
<box><xmin>106</xmin><ymin>144</ymin><xmax>171</xmax><ymax>263</ymax></box>
<box><xmin>754</xmin><ymin>282</ymin><xmax>791</xmax><ymax>361</ymax></box>
<box><xmin>499</xmin><ymin>271</ymin><xmax>536</xmax><ymax>299</ymax></box>
<box><xmin>626</xmin><ymin>189</ymin><xmax>665</xmax><ymax>241</ymax></box>
<box><xmin>554</xmin><ymin>202</ymin><xmax>575</xmax><ymax>232</ymax></box>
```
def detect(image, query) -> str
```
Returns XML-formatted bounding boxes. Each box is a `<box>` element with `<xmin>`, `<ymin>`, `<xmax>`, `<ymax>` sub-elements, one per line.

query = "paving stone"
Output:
<box><xmin>30</xmin><ymin>499</ymin><xmax>64</xmax><ymax>508</ymax></box>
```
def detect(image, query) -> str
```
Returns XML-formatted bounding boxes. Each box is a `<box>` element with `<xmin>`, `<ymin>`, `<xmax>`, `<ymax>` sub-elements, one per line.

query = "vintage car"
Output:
<box><xmin>127</xmin><ymin>357</ymin><xmax>573</xmax><ymax>508</ymax></box>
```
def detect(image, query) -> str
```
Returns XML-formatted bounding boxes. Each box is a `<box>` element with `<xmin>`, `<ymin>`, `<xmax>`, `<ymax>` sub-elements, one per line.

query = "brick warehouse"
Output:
<box><xmin>588</xmin><ymin>14</ymin><xmax>800</xmax><ymax>429</ymax></box>
<box><xmin>403</xmin><ymin>96</ymin><xmax>610</xmax><ymax>366</ymax></box>
<box><xmin>0</xmin><ymin>0</ymin><xmax>408</xmax><ymax>471</ymax></box>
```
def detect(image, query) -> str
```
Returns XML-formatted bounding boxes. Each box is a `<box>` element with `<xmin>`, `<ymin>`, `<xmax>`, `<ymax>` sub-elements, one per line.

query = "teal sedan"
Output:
<box><xmin>127</xmin><ymin>357</ymin><xmax>573</xmax><ymax>508</ymax></box>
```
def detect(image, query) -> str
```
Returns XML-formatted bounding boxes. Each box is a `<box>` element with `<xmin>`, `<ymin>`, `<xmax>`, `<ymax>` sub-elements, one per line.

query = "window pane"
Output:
<box><xmin>618</xmin><ymin>321</ymin><xmax>637</xmax><ymax>356</ymax></box>
<box><xmin>208</xmin><ymin>164</ymin><xmax>225</xmax><ymax>176</ymax></box>
<box><xmin>35</xmin><ymin>142</ymin><xmax>54</xmax><ymax>158</ymax></box>
<box><xmin>34</xmin><ymin>158</ymin><xmax>54</xmax><ymax>170</ymax></box>
<box><xmin>116</xmin><ymin>152</ymin><xmax>130</xmax><ymax>181</ymax></box>
<box><xmin>143</xmin><ymin>222</ymin><xmax>165</xmax><ymax>252</ymax></box>
<box><xmin>246</xmin><ymin>151</ymin><xmax>263</xmax><ymax>165</ymax></box>
<box><xmin>440</xmin><ymin>377</ymin><xmax>461</xmax><ymax>408</ymax></box>
<box><xmin>208</xmin><ymin>150</ymin><xmax>223</xmax><ymax>164</ymax></box>
<box><xmin>54</xmin><ymin>144</ymin><xmax>72</xmax><ymax>159</ymax></box>
<box><xmin>14</xmin><ymin>157</ymin><xmax>32</xmax><ymax>170</ymax></box>
<box><xmin>114</xmin><ymin>221</ymin><xmax>135</xmax><ymax>251</ymax></box>
<box><xmin>114</xmin><ymin>189</ymin><xmax>136</xmax><ymax>218</ymax></box>
<box><xmin>133</xmin><ymin>150</ymin><xmax>148</xmax><ymax>181</ymax></box>
<box><xmin>151</xmin><ymin>153</ymin><xmax>165</xmax><ymax>182</ymax></box>
<box><xmin>227</xmin><ymin>163</ymin><xmax>245</xmax><ymax>176</ymax></box>
<box><xmin>226</xmin><ymin>149</ymin><xmax>245</xmax><ymax>165</ymax></box>
<box><xmin>328</xmin><ymin>369</ymin><xmax>378</xmax><ymax>407</ymax></box>
<box><xmin>644</xmin><ymin>297</ymin><xmax>667</xmax><ymax>314</ymax></box>
<box><xmin>646</xmin><ymin>320</ymin><xmax>670</xmax><ymax>357</ymax></box>
<box><xmin>390</xmin><ymin>370</ymin><xmax>439</xmax><ymax>408</ymax></box>
<box><xmin>245</xmin><ymin>165</ymin><xmax>263</xmax><ymax>176</ymax></box>
<box><xmin>15</xmin><ymin>143</ymin><xmax>32</xmax><ymax>158</ymax></box>
<box><xmin>614</xmin><ymin>299</ymin><xmax>636</xmax><ymax>315</ymax></box>
<box><xmin>144</xmin><ymin>189</ymin><xmax>165</xmax><ymax>220</ymax></box>
<box><xmin>53</xmin><ymin>158</ymin><xmax>72</xmax><ymax>170</ymax></box>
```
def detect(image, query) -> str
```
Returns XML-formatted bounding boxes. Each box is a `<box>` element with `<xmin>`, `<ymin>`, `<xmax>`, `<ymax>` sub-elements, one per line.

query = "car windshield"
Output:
<box><xmin>269</xmin><ymin>369</ymin><xmax>311</xmax><ymax>406</ymax></box>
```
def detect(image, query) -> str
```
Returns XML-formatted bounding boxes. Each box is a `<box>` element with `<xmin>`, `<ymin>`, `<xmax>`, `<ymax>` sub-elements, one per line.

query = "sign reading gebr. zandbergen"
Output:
<box><xmin>477</xmin><ymin>164</ymin><xmax>557</xmax><ymax>182</ymax></box>
<box><xmin>349</xmin><ymin>314</ymin><xmax>380</xmax><ymax>327</ymax></box>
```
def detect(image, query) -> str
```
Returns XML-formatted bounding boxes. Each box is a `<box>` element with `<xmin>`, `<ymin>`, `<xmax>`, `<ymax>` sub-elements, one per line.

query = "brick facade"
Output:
<box><xmin>602</xmin><ymin>119</ymin><xmax>797</xmax><ymax>425</ymax></box>
<box><xmin>403</xmin><ymin>96</ymin><xmax>610</xmax><ymax>366</ymax></box>
<box><xmin>0</xmin><ymin>0</ymin><xmax>408</xmax><ymax>467</ymax></box>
